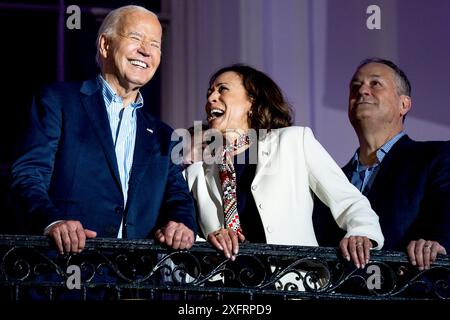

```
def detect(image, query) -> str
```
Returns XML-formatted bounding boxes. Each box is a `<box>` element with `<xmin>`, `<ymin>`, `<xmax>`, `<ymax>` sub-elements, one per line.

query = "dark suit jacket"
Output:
<box><xmin>313</xmin><ymin>135</ymin><xmax>450</xmax><ymax>252</ymax></box>
<box><xmin>10</xmin><ymin>78</ymin><xmax>196</xmax><ymax>238</ymax></box>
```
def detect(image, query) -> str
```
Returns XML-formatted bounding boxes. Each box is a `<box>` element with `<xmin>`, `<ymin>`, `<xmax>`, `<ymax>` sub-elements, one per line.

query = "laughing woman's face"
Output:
<box><xmin>205</xmin><ymin>71</ymin><xmax>253</xmax><ymax>134</ymax></box>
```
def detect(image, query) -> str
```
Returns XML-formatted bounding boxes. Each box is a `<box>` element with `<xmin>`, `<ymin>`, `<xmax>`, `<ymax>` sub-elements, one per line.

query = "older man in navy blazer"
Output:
<box><xmin>10</xmin><ymin>5</ymin><xmax>196</xmax><ymax>254</ymax></box>
<box><xmin>314</xmin><ymin>58</ymin><xmax>450</xmax><ymax>271</ymax></box>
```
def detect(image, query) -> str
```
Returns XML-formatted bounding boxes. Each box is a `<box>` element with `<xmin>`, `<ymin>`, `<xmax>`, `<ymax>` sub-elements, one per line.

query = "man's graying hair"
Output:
<box><xmin>356</xmin><ymin>58</ymin><xmax>412</xmax><ymax>97</ymax></box>
<box><xmin>95</xmin><ymin>5</ymin><xmax>158</xmax><ymax>67</ymax></box>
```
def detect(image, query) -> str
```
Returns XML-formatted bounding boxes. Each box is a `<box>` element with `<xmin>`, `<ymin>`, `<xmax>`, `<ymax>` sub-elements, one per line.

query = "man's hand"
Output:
<box><xmin>154</xmin><ymin>221</ymin><xmax>194</xmax><ymax>250</ymax></box>
<box><xmin>207</xmin><ymin>228</ymin><xmax>246</xmax><ymax>261</ymax></box>
<box><xmin>340</xmin><ymin>235</ymin><xmax>373</xmax><ymax>269</ymax></box>
<box><xmin>45</xmin><ymin>220</ymin><xmax>97</xmax><ymax>254</ymax></box>
<box><xmin>407</xmin><ymin>239</ymin><xmax>447</xmax><ymax>270</ymax></box>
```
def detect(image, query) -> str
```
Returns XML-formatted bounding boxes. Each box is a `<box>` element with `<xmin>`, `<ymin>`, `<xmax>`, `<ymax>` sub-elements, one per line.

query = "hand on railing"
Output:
<box><xmin>154</xmin><ymin>221</ymin><xmax>195</xmax><ymax>250</ymax></box>
<box><xmin>207</xmin><ymin>228</ymin><xmax>246</xmax><ymax>261</ymax></box>
<box><xmin>407</xmin><ymin>239</ymin><xmax>447</xmax><ymax>271</ymax></box>
<box><xmin>45</xmin><ymin>220</ymin><xmax>97</xmax><ymax>255</ymax></box>
<box><xmin>339</xmin><ymin>235</ymin><xmax>373</xmax><ymax>269</ymax></box>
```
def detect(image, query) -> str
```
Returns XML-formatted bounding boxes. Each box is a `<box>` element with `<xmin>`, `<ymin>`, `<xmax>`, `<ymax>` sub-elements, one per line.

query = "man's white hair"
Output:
<box><xmin>95</xmin><ymin>5</ymin><xmax>158</xmax><ymax>67</ymax></box>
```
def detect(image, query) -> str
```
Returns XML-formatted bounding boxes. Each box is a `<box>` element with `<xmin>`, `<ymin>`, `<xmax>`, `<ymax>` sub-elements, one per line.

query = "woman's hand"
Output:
<box><xmin>207</xmin><ymin>228</ymin><xmax>246</xmax><ymax>261</ymax></box>
<box><xmin>340</xmin><ymin>236</ymin><xmax>373</xmax><ymax>268</ymax></box>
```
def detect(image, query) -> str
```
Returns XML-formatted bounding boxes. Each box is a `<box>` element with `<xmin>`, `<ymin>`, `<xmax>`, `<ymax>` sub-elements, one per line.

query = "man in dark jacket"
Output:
<box><xmin>314</xmin><ymin>58</ymin><xmax>450</xmax><ymax>271</ymax></box>
<box><xmin>10</xmin><ymin>5</ymin><xmax>197</xmax><ymax>255</ymax></box>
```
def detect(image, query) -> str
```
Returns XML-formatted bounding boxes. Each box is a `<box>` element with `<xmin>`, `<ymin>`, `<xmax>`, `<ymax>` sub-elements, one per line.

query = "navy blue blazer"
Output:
<box><xmin>313</xmin><ymin>135</ymin><xmax>450</xmax><ymax>252</ymax></box>
<box><xmin>10</xmin><ymin>79</ymin><xmax>196</xmax><ymax>239</ymax></box>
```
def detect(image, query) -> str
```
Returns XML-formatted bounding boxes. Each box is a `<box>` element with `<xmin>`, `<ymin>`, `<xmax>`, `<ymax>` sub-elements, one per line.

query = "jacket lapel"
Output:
<box><xmin>126</xmin><ymin>110</ymin><xmax>158</xmax><ymax>206</ymax></box>
<box><xmin>203</xmin><ymin>130</ymin><xmax>280</xmax><ymax>205</ymax></box>
<box><xmin>203</xmin><ymin>130</ymin><xmax>277</xmax><ymax>204</ymax></box>
<box><xmin>204</xmin><ymin>162</ymin><xmax>222</xmax><ymax>205</ymax></box>
<box><xmin>367</xmin><ymin>135</ymin><xmax>412</xmax><ymax>200</ymax></box>
<box><xmin>253</xmin><ymin>129</ymin><xmax>279</xmax><ymax>186</ymax></box>
<box><xmin>80</xmin><ymin>79</ymin><xmax>122</xmax><ymax>192</ymax></box>
<box><xmin>342</xmin><ymin>160</ymin><xmax>353</xmax><ymax>180</ymax></box>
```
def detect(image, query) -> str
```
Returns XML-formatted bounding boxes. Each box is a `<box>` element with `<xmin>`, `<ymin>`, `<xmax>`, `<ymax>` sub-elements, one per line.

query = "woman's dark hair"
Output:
<box><xmin>209</xmin><ymin>64</ymin><xmax>293</xmax><ymax>130</ymax></box>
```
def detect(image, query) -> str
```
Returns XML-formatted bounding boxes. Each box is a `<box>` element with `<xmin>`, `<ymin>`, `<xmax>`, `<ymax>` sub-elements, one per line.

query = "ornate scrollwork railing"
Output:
<box><xmin>0</xmin><ymin>235</ymin><xmax>448</xmax><ymax>300</ymax></box>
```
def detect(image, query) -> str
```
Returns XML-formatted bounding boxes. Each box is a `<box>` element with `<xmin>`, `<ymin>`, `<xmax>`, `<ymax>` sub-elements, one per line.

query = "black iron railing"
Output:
<box><xmin>0</xmin><ymin>235</ymin><xmax>449</xmax><ymax>301</ymax></box>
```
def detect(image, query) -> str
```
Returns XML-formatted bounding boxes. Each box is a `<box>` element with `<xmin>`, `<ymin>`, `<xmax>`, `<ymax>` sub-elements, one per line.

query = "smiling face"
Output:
<box><xmin>99</xmin><ymin>10</ymin><xmax>162</xmax><ymax>93</ymax></box>
<box><xmin>205</xmin><ymin>71</ymin><xmax>253</xmax><ymax>134</ymax></box>
<box><xmin>348</xmin><ymin>62</ymin><xmax>411</xmax><ymax>133</ymax></box>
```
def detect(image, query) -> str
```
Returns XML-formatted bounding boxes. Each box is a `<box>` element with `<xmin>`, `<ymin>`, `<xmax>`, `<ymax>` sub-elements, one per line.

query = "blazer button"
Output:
<box><xmin>115</xmin><ymin>206</ymin><xmax>124</xmax><ymax>214</ymax></box>
<box><xmin>251</xmin><ymin>185</ymin><xmax>257</xmax><ymax>191</ymax></box>
<box><xmin>258</xmin><ymin>203</ymin><xmax>263</xmax><ymax>210</ymax></box>
<box><xmin>266</xmin><ymin>226</ymin><xmax>273</xmax><ymax>233</ymax></box>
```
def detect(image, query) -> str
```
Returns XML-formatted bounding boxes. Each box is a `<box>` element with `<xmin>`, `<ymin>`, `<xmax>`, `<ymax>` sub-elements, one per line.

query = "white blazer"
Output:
<box><xmin>186</xmin><ymin>126</ymin><xmax>384</xmax><ymax>249</ymax></box>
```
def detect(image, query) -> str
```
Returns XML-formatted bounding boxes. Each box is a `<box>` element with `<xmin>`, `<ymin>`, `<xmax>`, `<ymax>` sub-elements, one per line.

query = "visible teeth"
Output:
<box><xmin>210</xmin><ymin>108</ymin><xmax>224</xmax><ymax>117</ymax></box>
<box><xmin>130</xmin><ymin>59</ymin><xmax>148</xmax><ymax>68</ymax></box>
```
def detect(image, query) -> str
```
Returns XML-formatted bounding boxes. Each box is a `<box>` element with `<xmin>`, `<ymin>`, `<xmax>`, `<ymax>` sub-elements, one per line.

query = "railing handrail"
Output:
<box><xmin>1</xmin><ymin>234</ymin><xmax>449</xmax><ymax>264</ymax></box>
<box><xmin>1</xmin><ymin>234</ymin><xmax>449</xmax><ymax>301</ymax></box>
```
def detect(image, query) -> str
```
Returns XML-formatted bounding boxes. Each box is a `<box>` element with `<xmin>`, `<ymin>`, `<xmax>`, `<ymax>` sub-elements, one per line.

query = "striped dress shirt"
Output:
<box><xmin>98</xmin><ymin>75</ymin><xmax>143</xmax><ymax>237</ymax></box>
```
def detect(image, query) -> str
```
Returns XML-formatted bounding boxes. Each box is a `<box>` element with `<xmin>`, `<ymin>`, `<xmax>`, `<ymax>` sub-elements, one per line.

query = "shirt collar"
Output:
<box><xmin>352</xmin><ymin>131</ymin><xmax>405</xmax><ymax>170</ymax></box>
<box><xmin>97</xmin><ymin>75</ymin><xmax>144</xmax><ymax>109</ymax></box>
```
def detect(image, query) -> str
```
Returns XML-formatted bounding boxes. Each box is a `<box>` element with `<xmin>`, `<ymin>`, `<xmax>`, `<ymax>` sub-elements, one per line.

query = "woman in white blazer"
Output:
<box><xmin>185</xmin><ymin>64</ymin><xmax>384</xmax><ymax>270</ymax></box>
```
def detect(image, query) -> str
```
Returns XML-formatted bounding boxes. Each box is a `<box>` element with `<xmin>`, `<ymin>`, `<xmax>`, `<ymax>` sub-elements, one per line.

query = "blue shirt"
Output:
<box><xmin>98</xmin><ymin>75</ymin><xmax>143</xmax><ymax>237</ymax></box>
<box><xmin>350</xmin><ymin>132</ymin><xmax>405</xmax><ymax>195</ymax></box>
